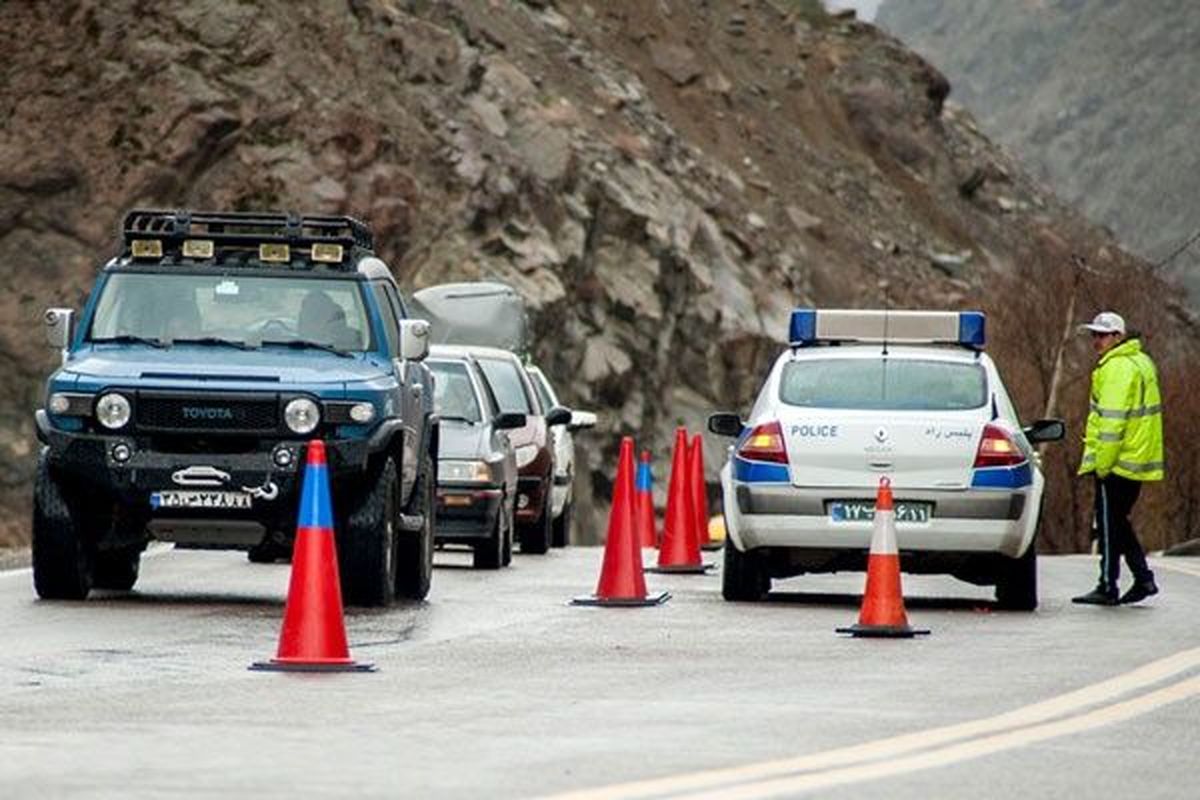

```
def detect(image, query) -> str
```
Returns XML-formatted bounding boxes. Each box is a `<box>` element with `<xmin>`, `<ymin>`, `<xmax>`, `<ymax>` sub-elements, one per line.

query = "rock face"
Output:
<box><xmin>878</xmin><ymin>0</ymin><xmax>1200</xmax><ymax>295</ymax></box>
<box><xmin>0</xmin><ymin>1</ymin><xmax>1193</xmax><ymax>550</ymax></box>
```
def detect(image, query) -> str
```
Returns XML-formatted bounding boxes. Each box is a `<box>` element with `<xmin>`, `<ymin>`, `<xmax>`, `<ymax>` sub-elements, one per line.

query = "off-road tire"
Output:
<box><xmin>31</xmin><ymin>456</ymin><xmax>94</xmax><ymax>601</ymax></box>
<box><xmin>395</xmin><ymin>452</ymin><xmax>434</xmax><ymax>600</ymax></box>
<box><xmin>473</xmin><ymin>505</ymin><xmax>505</xmax><ymax>570</ymax></box>
<box><xmin>93</xmin><ymin>546</ymin><xmax>141</xmax><ymax>591</ymax></box>
<box><xmin>995</xmin><ymin>542</ymin><xmax>1038</xmax><ymax>611</ymax></box>
<box><xmin>722</xmin><ymin>536</ymin><xmax>770</xmax><ymax>602</ymax></box>
<box><xmin>551</xmin><ymin>497</ymin><xmax>573</xmax><ymax>548</ymax></box>
<box><xmin>519</xmin><ymin>495</ymin><xmax>552</xmax><ymax>555</ymax></box>
<box><xmin>337</xmin><ymin>457</ymin><xmax>399</xmax><ymax>608</ymax></box>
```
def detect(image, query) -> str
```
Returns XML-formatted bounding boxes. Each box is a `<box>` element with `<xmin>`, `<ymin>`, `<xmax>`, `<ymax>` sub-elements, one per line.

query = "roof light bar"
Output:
<box><xmin>788</xmin><ymin>309</ymin><xmax>986</xmax><ymax>348</ymax></box>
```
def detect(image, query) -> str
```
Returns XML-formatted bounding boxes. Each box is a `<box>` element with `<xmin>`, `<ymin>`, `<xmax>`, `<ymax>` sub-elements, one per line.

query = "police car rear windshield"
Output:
<box><xmin>779</xmin><ymin>359</ymin><xmax>987</xmax><ymax>411</ymax></box>
<box><xmin>88</xmin><ymin>273</ymin><xmax>371</xmax><ymax>352</ymax></box>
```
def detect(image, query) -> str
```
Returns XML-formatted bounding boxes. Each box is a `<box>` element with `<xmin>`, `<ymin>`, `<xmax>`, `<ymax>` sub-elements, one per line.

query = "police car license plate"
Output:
<box><xmin>150</xmin><ymin>491</ymin><xmax>252</xmax><ymax>510</ymax></box>
<box><xmin>829</xmin><ymin>500</ymin><xmax>931</xmax><ymax>523</ymax></box>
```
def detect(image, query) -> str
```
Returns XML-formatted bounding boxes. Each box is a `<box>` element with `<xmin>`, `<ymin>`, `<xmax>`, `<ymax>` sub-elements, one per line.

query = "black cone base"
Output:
<box><xmin>836</xmin><ymin>623</ymin><xmax>930</xmax><ymax>638</ymax></box>
<box><xmin>644</xmin><ymin>562</ymin><xmax>715</xmax><ymax>574</ymax></box>
<box><xmin>571</xmin><ymin>591</ymin><xmax>671</xmax><ymax>607</ymax></box>
<box><xmin>250</xmin><ymin>659</ymin><xmax>377</xmax><ymax>673</ymax></box>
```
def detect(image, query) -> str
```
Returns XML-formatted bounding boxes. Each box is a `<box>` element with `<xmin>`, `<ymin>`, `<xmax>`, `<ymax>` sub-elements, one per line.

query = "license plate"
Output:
<box><xmin>829</xmin><ymin>500</ymin><xmax>931</xmax><ymax>523</ymax></box>
<box><xmin>150</xmin><ymin>491</ymin><xmax>252</xmax><ymax>510</ymax></box>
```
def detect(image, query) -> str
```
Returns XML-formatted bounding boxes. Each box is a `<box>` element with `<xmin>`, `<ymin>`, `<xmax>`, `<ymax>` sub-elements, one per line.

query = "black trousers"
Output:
<box><xmin>1094</xmin><ymin>475</ymin><xmax>1153</xmax><ymax>589</ymax></box>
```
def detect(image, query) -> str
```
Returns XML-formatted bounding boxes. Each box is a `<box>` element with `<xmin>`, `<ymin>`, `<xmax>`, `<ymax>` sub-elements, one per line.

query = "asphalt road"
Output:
<box><xmin>1</xmin><ymin>545</ymin><xmax>1198</xmax><ymax>799</ymax></box>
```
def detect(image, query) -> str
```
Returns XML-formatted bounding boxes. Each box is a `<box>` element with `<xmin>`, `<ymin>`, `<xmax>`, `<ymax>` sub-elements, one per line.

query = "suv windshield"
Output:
<box><xmin>477</xmin><ymin>357</ymin><xmax>534</xmax><ymax>415</ymax></box>
<box><xmin>89</xmin><ymin>273</ymin><xmax>371</xmax><ymax>351</ymax></box>
<box><xmin>780</xmin><ymin>358</ymin><xmax>987</xmax><ymax>411</ymax></box>
<box><xmin>430</xmin><ymin>361</ymin><xmax>482</xmax><ymax>423</ymax></box>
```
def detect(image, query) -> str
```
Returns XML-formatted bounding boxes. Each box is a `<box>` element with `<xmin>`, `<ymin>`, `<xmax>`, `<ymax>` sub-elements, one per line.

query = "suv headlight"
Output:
<box><xmin>95</xmin><ymin>393</ymin><xmax>132</xmax><ymax>430</ymax></box>
<box><xmin>284</xmin><ymin>398</ymin><xmax>321</xmax><ymax>435</ymax></box>
<box><xmin>438</xmin><ymin>460</ymin><xmax>492</xmax><ymax>484</ymax></box>
<box><xmin>515</xmin><ymin>444</ymin><xmax>538</xmax><ymax>468</ymax></box>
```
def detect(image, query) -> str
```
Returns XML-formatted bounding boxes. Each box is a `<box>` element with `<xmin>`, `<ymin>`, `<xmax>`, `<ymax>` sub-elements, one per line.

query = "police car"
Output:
<box><xmin>708</xmin><ymin>309</ymin><xmax>1064</xmax><ymax>610</ymax></box>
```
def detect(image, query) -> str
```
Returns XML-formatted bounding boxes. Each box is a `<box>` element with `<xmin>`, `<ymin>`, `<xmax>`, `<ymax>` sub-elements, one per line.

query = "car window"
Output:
<box><xmin>370</xmin><ymin>282</ymin><xmax>400</xmax><ymax>356</ymax></box>
<box><xmin>477</xmin><ymin>357</ymin><xmax>534</xmax><ymax>414</ymax></box>
<box><xmin>529</xmin><ymin>369</ymin><xmax>556</xmax><ymax>412</ymax></box>
<box><xmin>430</xmin><ymin>361</ymin><xmax>482</xmax><ymax>423</ymax></box>
<box><xmin>472</xmin><ymin>363</ymin><xmax>501</xmax><ymax>418</ymax></box>
<box><xmin>779</xmin><ymin>358</ymin><xmax>987</xmax><ymax>411</ymax></box>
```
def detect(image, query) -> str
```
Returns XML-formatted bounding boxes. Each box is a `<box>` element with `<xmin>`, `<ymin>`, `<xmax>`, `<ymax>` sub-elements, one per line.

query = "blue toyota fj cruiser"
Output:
<box><xmin>34</xmin><ymin>210</ymin><xmax>438</xmax><ymax>606</ymax></box>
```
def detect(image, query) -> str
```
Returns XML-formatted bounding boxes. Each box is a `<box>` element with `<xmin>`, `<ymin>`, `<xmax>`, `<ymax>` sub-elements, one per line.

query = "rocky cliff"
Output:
<box><xmin>878</xmin><ymin>0</ymin><xmax>1200</xmax><ymax>295</ymax></box>
<box><xmin>1</xmin><ymin>0</ymin><xmax>1192</xmax><ymax>550</ymax></box>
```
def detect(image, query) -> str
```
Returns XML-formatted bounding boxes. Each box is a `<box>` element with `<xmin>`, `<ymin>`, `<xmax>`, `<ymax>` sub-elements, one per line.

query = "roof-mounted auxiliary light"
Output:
<box><xmin>788</xmin><ymin>309</ymin><xmax>986</xmax><ymax>349</ymax></box>
<box><xmin>181</xmin><ymin>239</ymin><xmax>214</xmax><ymax>259</ymax></box>
<box><xmin>259</xmin><ymin>243</ymin><xmax>291</xmax><ymax>263</ymax></box>
<box><xmin>311</xmin><ymin>243</ymin><xmax>344</xmax><ymax>263</ymax></box>
<box><xmin>130</xmin><ymin>239</ymin><xmax>163</xmax><ymax>259</ymax></box>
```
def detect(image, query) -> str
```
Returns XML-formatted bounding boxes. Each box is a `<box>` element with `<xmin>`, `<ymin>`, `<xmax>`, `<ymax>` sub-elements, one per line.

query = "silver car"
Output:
<box><xmin>709</xmin><ymin>309</ymin><xmax>1064</xmax><ymax>610</ymax></box>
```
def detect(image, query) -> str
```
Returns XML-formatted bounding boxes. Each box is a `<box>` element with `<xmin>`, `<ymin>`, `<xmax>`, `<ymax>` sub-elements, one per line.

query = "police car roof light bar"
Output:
<box><xmin>120</xmin><ymin>209</ymin><xmax>375</xmax><ymax>262</ymax></box>
<box><xmin>788</xmin><ymin>309</ymin><xmax>986</xmax><ymax>349</ymax></box>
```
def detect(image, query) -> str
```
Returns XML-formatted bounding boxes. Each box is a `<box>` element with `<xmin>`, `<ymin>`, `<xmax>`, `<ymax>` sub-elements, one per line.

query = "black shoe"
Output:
<box><xmin>1120</xmin><ymin>579</ymin><xmax>1159</xmax><ymax>605</ymax></box>
<box><xmin>1072</xmin><ymin>586</ymin><xmax>1119</xmax><ymax>605</ymax></box>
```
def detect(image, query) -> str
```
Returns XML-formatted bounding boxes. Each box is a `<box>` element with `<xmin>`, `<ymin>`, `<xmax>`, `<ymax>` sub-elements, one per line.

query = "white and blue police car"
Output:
<box><xmin>708</xmin><ymin>309</ymin><xmax>1064</xmax><ymax>610</ymax></box>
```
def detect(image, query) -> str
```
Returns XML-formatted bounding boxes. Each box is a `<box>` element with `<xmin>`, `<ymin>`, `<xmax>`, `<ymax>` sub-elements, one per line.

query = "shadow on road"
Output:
<box><xmin>764</xmin><ymin>590</ymin><xmax>998</xmax><ymax>612</ymax></box>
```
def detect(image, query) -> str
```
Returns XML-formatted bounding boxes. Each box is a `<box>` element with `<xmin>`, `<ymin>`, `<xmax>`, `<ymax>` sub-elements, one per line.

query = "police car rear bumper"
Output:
<box><xmin>728</xmin><ymin>484</ymin><xmax>1032</xmax><ymax>558</ymax></box>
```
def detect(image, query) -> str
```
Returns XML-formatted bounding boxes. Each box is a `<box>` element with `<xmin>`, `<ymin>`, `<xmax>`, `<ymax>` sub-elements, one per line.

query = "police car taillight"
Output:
<box><xmin>973</xmin><ymin>424</ymin><xmax>1025</xmax><ymax>468</ymax></box>
<box><xmin>738</xmin><ymin>421</ymin><xmax>788</xmax><ymax>464</ymax></box>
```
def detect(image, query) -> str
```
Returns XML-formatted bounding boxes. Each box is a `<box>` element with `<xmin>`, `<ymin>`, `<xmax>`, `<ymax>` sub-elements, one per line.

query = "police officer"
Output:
<box><xmin>1073</xmin><ymin>312</ymin><xmax>1164</xmax><ymax>605</ymax></box>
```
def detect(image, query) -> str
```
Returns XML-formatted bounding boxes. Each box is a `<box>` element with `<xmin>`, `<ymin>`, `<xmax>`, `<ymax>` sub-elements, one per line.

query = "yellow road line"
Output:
<box><xmin>542</xmin><ymin>648</ymin><xmax>1200</xmax><ymax>800</ymax></box>
<box><xmin>677</xmin><ymin>676</ymin><xmax>1200</xmax><ymax>799</ymax></box>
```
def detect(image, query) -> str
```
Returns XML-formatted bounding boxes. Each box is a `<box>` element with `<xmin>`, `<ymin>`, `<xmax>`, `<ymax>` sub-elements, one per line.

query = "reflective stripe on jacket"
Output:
<box><xmin>1078</xmin><ymin>337</ymin><xmax>1164</xmax><ymax>481</ymax></box>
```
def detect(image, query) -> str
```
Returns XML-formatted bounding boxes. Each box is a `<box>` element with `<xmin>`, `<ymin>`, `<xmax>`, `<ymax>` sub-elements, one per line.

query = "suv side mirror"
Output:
<box><xmin>1024</xmin><ymin>418</ymin><xmax>1065</xmax><ymax>444</ymax></box>
<box><xmin>568</xmin><ymin>410</ymin><xmax>597</xmax><ymax>431</ymax></box>
<box><xmin>544</xmin><ymin>406</ymin><xmax>572</xmax><ymax>427</ymax></box>
<box><xmin>399</xmin><ymin>319</ymin><xmax>430</xmax><ymax>361</ymax></box>
<box><xmin>494</xmin><ymin>412</ymin><xmax>527</xmax><ymax>431</ymax></box>
<box><xmin>44</xmin><ymin>308</ymin><xmax>74</xmax><ymax>351</ymax></box>
<box><xmin>708</xmin><ymin>412</ymin><xmax>744</xmax><ymax>437</ymax></box>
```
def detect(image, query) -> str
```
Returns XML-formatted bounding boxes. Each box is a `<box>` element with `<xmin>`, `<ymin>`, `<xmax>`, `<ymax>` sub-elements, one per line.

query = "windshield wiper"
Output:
<box><xmin>260</xmin><ymin>339</ymin><xmax>354</xmax><ymax>358</ymax></box>
<box><xmin>172</xmin><ymin>336</ymin><xmax>257</xmax><ymax>351</ymax></box>
<box><xmin>90</xmin><ymin>334</ymin><xmax>168</xmax><ymax>349</ymax></box>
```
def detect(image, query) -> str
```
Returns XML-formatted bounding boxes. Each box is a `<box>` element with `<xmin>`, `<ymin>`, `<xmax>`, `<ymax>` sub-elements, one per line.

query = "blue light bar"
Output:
<box><xmin>788</xmin><ymin>309</ymin><xmax>987</xmax><ymax>348</ymax></box>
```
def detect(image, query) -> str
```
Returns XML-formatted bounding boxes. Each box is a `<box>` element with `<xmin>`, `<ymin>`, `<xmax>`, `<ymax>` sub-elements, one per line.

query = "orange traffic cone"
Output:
<box><xmin>837</xmin><ymin>477</ymin><xmax>929</xmax><ymax>638</ymax></box>
<box><xmin>648</xmin><ymin>427</ymin><xmax>712</xmax><ymax>574</ymax></box>
<box><xmin>572</xmin><ymin>437</ymin><xmax>669</xmax><ymax>606</ymax></box>
<box><xmin>251</xmin><ymin>440</ymin><xmax>375</xmax><ymax>671</ymax></box>
<box><xmin>688</xmin><ymin>434</ymin><xmax>720</xmax><ymax>552</ymax></box>
<box><xmin>634</xmin><ymin>450</ymin><xmax>658</xmax><ymax>548</ymax></box>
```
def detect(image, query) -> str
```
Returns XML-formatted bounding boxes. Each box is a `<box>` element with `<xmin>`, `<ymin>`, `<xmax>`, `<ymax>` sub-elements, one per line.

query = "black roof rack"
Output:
<box><xmin>120</xmin><ymin>209</ymin><xmax>375</xmax><ymax>260</ymax></box>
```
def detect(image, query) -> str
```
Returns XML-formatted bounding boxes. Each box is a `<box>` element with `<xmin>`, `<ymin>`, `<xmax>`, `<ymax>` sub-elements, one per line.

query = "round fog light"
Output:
<box><xmin>273</xmin><ymin>447</ymin><xmax>294</xmax><ymax>468</ymax></box>
<box><xmin>49</xmin><ymin>393</ymin><xmax>71</xmax><ymax>415</ymax></box>
<box><xmin>111</xmin><ymin>443</ymin><xmax>132</xmax><ymax>463</ymax></box>
<box><xmin>518</xmin><ymin>494</ymin><xmax>530</xmax><ymax>509</ymax></box>
<box><xmin>349</xmin><ymin>402</ymin><xmax>375</xmax><ymax>424</ymax></box>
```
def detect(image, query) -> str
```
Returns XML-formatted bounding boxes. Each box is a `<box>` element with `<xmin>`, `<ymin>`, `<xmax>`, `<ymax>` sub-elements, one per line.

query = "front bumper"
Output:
<box><xmin>435</xmin><ymin>485</ymin><xmax>503</xmax><ymax>541</ymax></box>
<box><xmin>36</xmin><ymin>411</ymin><xmax>398</xmax><ymax>547</ymax></box>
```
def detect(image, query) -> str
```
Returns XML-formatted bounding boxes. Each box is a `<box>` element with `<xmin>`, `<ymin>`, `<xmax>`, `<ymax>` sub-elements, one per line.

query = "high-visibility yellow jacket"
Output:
<box><xmin>1079</xmin><ymin>337</ymin><xmax>1164</xmax><ymax>481</ymax></box>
